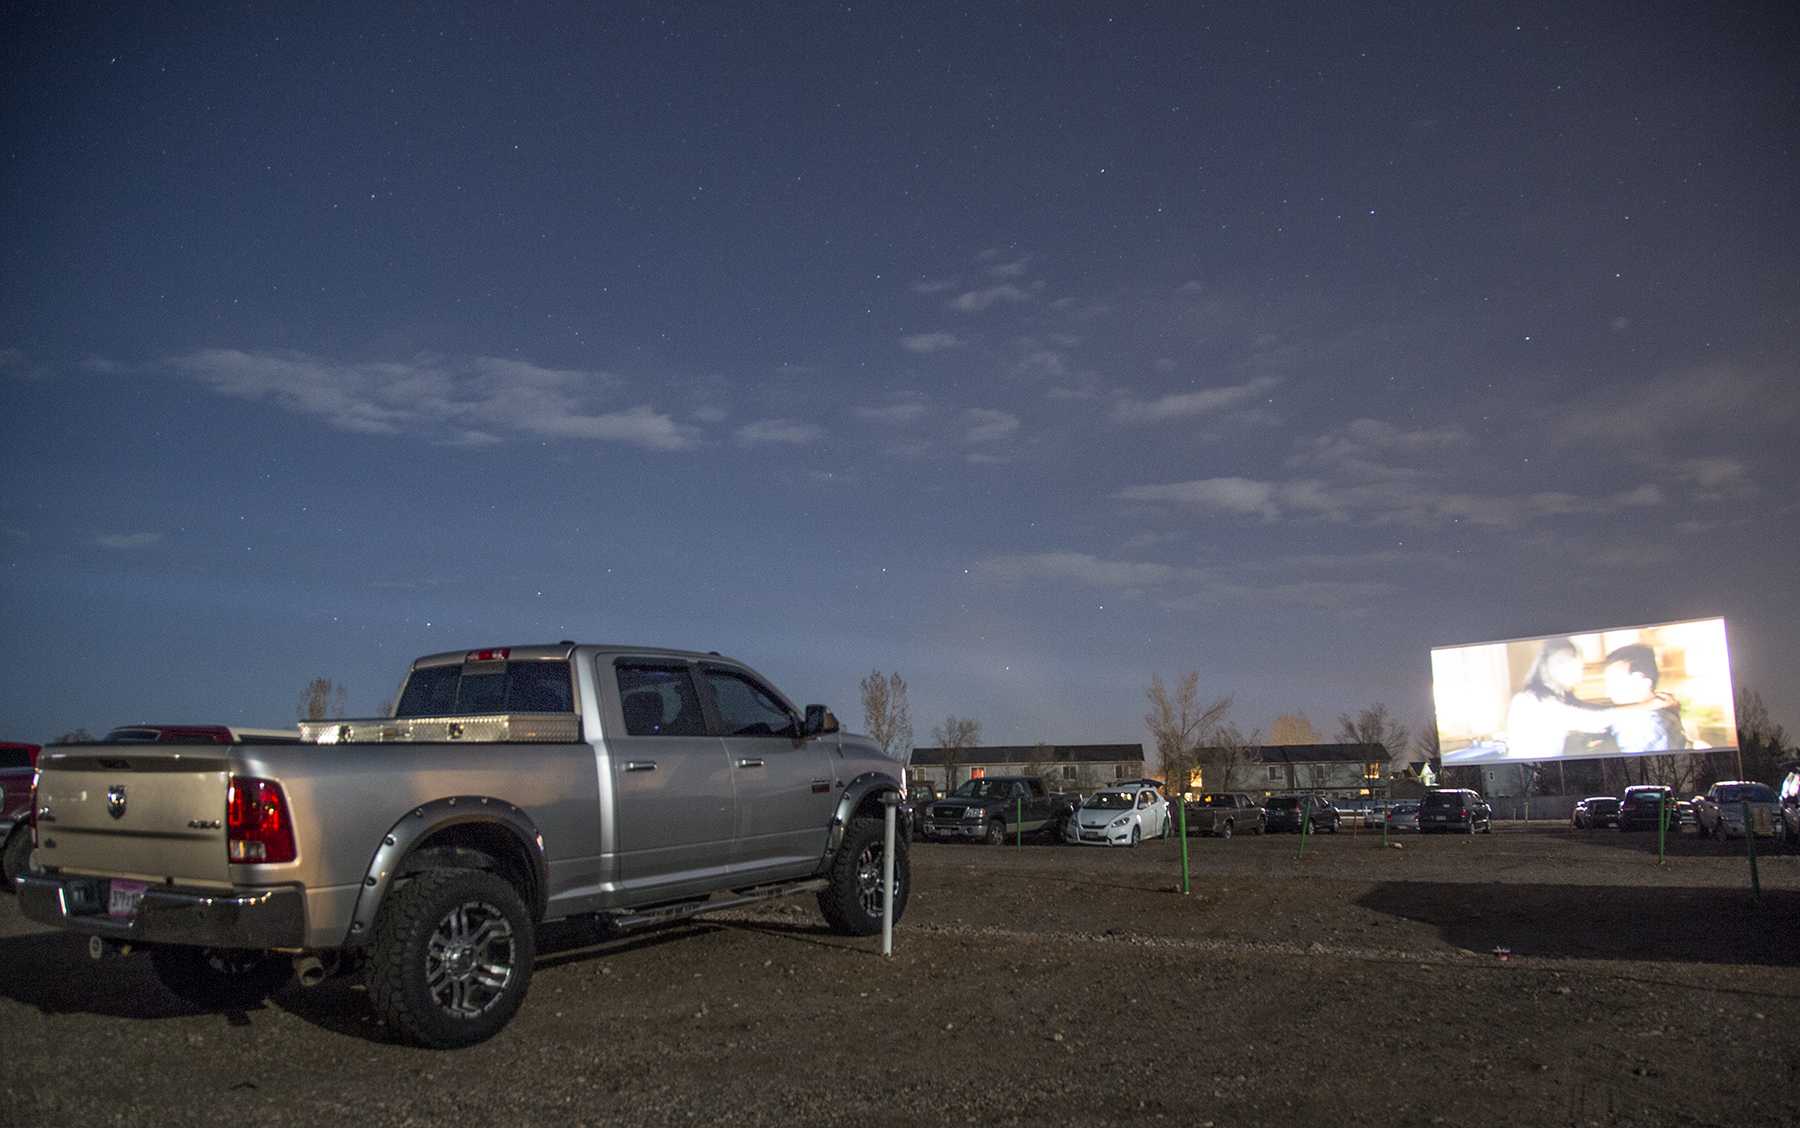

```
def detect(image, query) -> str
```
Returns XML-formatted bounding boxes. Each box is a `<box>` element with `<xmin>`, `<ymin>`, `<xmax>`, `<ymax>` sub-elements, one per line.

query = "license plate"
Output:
<box><xmin>108</xmin><ymin>879</ymin><xmax>147</xmax><ymax>919</ymax></box>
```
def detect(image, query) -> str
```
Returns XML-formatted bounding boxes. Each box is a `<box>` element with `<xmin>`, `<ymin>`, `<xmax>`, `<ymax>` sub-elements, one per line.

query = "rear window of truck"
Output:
<box><xmin>395</xmin><ymin>661</ymin><xmax>574</xmax><ymax>717</ymax></box>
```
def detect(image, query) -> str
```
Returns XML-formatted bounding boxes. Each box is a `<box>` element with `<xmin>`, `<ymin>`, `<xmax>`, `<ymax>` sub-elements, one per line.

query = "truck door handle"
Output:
<box><xmin>624</xmin><ymin>760</ymin><xmax>658</xmax><ymax>772</ymax></box>
<box><xmin>737</xmin><ymin>758</ymin><xmax>766</xmax><ymax>769</ymax></box>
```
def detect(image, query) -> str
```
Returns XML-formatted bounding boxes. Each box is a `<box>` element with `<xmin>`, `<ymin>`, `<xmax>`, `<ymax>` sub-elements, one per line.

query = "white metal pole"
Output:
<box><xmin>881</xmin><ymin>797</ymin><xmax>897</xmax><ymax>957</ymax></box>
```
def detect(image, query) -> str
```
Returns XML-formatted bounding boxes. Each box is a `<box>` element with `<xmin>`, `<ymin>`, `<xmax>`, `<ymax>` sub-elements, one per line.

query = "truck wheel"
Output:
<box><xmin>1220</xmin><ymin>820</ymin><xmax>1233</xmax><ymax>841</ymax></box>
<box><xmin>1</xmin><ymin>826</ymin><xmax>30</xmax><ymax>888</ymax></box>
<box><xmin>818</xmin><ymin>815</ymin><xmax>909</xmax><ymax>936</ymax></box>
<box><xmin>984</xmin><ymin>820</ymin><xmax>1007</xmax><ymax>846</ymax></box>
<box><xmin>367</xmin><ymin>866</ymin><xmax>535</xmax><ymax>1048</ymax></box>
<box><xmin>150</xmin><ymin>945</ymin><xmax>293</xmax><ymax>1010</ymax></box>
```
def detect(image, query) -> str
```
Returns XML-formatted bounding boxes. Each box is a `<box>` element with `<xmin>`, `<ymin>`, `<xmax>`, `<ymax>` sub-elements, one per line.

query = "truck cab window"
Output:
<box><xmin>703</xmin><ymin>669</ymin><xmax>796</xmax><ymax>738</ymax></box>
<box><xmin>615</xmin><ymin>664</ymin><xmax>707</xmax><ymax>737</ymax></box>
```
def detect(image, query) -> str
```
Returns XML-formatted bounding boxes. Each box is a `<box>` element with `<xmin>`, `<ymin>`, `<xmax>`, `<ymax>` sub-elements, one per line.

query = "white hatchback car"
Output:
<box><xmin>1066</xmin><ymin>785</ymin><xmax>1171</xmax><ymax>847</ymax></box>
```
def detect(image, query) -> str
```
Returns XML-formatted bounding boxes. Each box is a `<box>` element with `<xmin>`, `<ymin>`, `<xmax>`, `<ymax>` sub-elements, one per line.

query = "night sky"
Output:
<box><xmin>3</xmin><ymin>3</ymin><xmax>1796</xmax><ymax>749</ymax></box>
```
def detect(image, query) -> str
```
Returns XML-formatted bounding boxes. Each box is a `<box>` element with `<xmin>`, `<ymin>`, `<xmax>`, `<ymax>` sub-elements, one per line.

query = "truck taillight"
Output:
<box><xmin>466</xmin><ymin>648</ymin><xmax>511</xmax><ymax>661</ymax></box>
<box><xmin>28</xmin><ymin>769</ymin><xmax>40</xmax><ymax>845</ymax></box>
<box><xmin>227</xmin><ymin>776</ymin><xmax>297</xmax><ymax>864</ymax></box>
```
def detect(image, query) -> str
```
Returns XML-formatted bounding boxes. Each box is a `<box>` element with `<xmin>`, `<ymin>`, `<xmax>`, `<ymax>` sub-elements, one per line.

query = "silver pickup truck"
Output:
<box><xmin>19</xmin><ymin>643</ymin><xmax>910</xmax><ymax>1047</ymax></box>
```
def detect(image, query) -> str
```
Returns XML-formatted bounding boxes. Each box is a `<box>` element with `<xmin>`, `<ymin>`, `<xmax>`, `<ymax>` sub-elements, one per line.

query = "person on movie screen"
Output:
<box><xmin>1504</xmin><ymin>638</ymin><xmax>1678</xmax><ymax>760</ymax></box>
<box><xmin>1602</xmin><ymin>644</ymin><xmax>1687</xmax><ymax>754</ymax></box>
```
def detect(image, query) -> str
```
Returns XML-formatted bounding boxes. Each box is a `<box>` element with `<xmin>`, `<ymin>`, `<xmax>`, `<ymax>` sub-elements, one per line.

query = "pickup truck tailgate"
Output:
<box><xmin>35</xmin><ymin>747</ymin><xmax>234</xmax><ymax>888</ymax></box>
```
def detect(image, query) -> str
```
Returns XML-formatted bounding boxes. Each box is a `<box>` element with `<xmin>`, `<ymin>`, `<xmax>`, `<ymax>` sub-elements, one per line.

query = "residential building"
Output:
<box><xmin>1192</xmin><ymin>743</ymin><xmax>1391</xmax><ymax>800</ymax></box>
<box><xmin>907</xmin><ymin>743</ymin><xmax>1146</xmax><ymax>792</ymax></box>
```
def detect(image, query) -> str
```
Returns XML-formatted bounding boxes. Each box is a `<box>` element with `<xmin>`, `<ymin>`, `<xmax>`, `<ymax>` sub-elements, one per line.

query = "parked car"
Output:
<box><xmin>1418</xmin><ymin>788</ymin><xmax>1492</xmax><ymax>834</ymax></box>
<box><xmin>1383</xmin><ymin>801</ymin><xmax>1420</xmax><ymax>833</ymax></box>
<box><xmin>1066</xmin><ymin>784</ymin><xmax>1171</xmax><ymax>846</ymax></box>
<box><xmin>905</xmin><ymin>781</ymin><xmax>941</xmax><ymax>840</ymax></box>
<box><xmin>1695</xmin><ymin>781</ymin><xmax>1782</xmax><ymax>841</ymax></box>
<box><xmin>1</xmin><ymin>742</ymin><xmax>41</xmax><ymax>887</ymax></box>
<box><xmin>1183</xmin><ymin>792</ymin><xmax>1265</xmax><ymax>838</ymax></box>
<box><xmin>103</xmin><ymin>724</ymin><xmax>301</xmax><ymax>744</ymax></box>
<box><xmin>1264</xmin><ymin>795</ymin><xmax>1340</xmax><ymax>834</ymax></box>
<box><xmin>1617</xmin><ymin>785</ymin><xmax>1677</xmax><ymax>831</ymax></box>
<box><xmin>922</xmin><ymin>775</ymin><xmax>1073</xmax><ymax>845</ymax></box>
<box><xmin>1780</xmin><ymin>764</ymin><xmax>1800</xmax><ymax>846</ymax></box>
<box><xmin>1571</xmin><ymin>796</ymin><xmax>1621</xmax><ymax>829</ymax></box>
<box><xmin>20</xmin><ymin>642</ymin><xmax>907</xmax><ymax>1047</ymax></box>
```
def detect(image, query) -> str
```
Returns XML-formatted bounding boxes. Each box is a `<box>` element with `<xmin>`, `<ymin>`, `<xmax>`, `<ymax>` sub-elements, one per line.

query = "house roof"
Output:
<box><xmin>1195</xmin><ymin>743</ymin><xmax>1389</xmax><ymax>765</ymax></box>
<box><xmin>909</xmin><ymin>743</ymin><xmax>1144</xmax><ymax>766</ymax></box>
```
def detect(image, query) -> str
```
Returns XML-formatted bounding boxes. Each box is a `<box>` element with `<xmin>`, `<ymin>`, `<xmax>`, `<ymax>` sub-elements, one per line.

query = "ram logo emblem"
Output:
<box><xmin>106</xmin><ymin>784</ymin><xmax>128</xmax><ymax>820</ymax></box>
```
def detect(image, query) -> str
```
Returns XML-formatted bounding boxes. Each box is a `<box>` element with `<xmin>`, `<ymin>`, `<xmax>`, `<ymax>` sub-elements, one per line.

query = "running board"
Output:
<box><xmin>601</xmin><ymin>878</ymin><xmax>829</xmax><ymax>931</ymax></box>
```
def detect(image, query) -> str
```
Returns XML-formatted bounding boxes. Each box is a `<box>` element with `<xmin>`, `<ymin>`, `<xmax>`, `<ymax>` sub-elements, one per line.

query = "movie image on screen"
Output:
<box><xmin>1432</xmin><ymin>618</ymin><xmax>1736</xmax><ymax>766</ymax></box>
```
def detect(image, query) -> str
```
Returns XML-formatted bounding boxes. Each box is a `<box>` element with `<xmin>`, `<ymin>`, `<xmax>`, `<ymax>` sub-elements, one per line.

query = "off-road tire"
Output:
<box><xmin>984</xmin><ymin>820</ymin><xmax>1007</xmax><ymax>846</ymax></box>
<box><xmin>150</xmin><ymin>945</ymin><xmax>293</xmax><ymax>1010</ymax></box>
<box><xmin>367</xmin><ymin>866</ymin><xmax>535</xmax><ymax>1049</ymax></box>
<box><xmin>1</xmin><ymin>826</ymin><xmax>31</xmax><ymax>888</ymax></box>
<box><xmin>818</xmin><ymin>815</ymin><xmax>910</xmax><ymax>936</ymax></box>
<box><xmin>1219</xmin><ymin>820</ymin><xmax>1234</xmax><ymax>841</ymax></box>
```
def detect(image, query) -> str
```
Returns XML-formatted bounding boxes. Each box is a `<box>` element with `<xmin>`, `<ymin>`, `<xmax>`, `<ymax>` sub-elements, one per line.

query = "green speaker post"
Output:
<box><xmin>1743</xmin><ymin>798</ymin><xmax>1762</xmax><ymax>901</ymax></box>
<box><xmin>1178</xmin><ymin>798</ymin><xmax>1190</xmax><ymax>895</ymax></box>
<box><xmin>1657</xmin><ymin>792</ymin><xmax>1666</xmax><ymax>865</ymax></box>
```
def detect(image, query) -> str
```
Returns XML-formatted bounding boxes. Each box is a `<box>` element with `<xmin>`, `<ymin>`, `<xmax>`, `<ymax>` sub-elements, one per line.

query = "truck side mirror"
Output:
<box><xmin>803</xmin><ymin>705</ymin><xmax>839</xmax><ymax>737</ymax></box>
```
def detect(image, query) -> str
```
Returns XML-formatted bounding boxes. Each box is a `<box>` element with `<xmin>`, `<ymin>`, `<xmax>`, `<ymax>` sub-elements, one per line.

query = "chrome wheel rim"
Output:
<box><xmin>426</xmin><ymin>899</ymin><xmax>516</xmax><ymax>1017</ymax></box>
<box><xmin>855</xmin><ymin>842</ymin><xmax>896</xmax><ymax>918</ymax></box>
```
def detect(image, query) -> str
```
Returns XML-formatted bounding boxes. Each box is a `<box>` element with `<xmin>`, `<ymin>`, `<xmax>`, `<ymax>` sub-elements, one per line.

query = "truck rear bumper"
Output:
<box><xmin>17</xmin><ymin>873</ymin><xmax>308</xmax><ymax>949</ymax></box>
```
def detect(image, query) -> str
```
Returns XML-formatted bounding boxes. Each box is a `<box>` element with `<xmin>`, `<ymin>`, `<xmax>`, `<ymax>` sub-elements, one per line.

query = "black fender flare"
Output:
<box><xmin>342</xmin><ymin>796</ymin><xmax>549</xmax><ymax>946</ymax></box>
<box><xmin>826</xmin><ymin>771</ymin><xmax>906</xmax><ymax>855</ymax></box>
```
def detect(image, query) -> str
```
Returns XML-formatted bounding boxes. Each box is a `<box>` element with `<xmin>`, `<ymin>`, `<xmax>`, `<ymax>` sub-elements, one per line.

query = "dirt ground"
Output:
<box><xmin>3</xmin><ymin>825</ymin><xmax>1796</xmax><ymax>1127</ymax></box>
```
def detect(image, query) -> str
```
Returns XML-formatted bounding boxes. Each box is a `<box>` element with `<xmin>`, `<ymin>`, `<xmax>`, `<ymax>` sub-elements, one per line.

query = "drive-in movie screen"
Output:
<box><xmin>1431</xmin><ymin>618</ymin><xmax>1738</xmax><ymax>765</ymax></box>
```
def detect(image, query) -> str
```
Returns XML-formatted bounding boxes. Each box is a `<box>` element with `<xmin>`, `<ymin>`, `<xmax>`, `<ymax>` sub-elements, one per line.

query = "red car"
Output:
<box><xmin>1</xmin><ymin>742</ymin><xmax>40</xmax><ymax>887</ymax></box>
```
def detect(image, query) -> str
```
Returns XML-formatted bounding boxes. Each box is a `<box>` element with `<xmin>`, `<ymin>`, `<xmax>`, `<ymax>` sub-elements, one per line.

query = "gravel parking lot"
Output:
<box><xmin>4</xmin><ymin>827</ymin><xmax>1796</xmax><ymax>1127</ymax></box>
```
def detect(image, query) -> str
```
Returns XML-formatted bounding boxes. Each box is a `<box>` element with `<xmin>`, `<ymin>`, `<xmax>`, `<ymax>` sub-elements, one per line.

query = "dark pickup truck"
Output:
<box><xmin>920</xmin><ymin>776</ymin><xmax>1072</xmax><ymax>845</ymax></box>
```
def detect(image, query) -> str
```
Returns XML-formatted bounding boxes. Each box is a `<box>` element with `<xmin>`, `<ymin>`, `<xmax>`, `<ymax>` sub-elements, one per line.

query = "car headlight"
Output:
<box><xmin>963</xmin><ymin>807</ymin><xmax>983</xmax><ymax>819</ymax></box>
<box><xmin>1110</xmin><ymin>815</ymin><xmax>1130</xmax><ymax>828</ymax></box>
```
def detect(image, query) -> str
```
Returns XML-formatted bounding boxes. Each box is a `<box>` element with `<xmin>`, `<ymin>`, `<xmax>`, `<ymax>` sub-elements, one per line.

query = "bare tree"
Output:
<box><xmin>1412</xmin><ymin>722</ymin><xmax>1441</xmax><ymax>763</ymax></box>
<box><xmin>52</xmin><ymin>728</ymin><xmax>96</xmax><ymax>744</ymax></box>
<box><xmin>1337</xmin><ymin>703</ymin><xmax>1409</xmax><ymax>765</ymax></box>
<box><xmin>1728</xmin><ymin>688</ymin><xmax>1790</xmax><ymax>786</ymax></box>
<box><xmin>297</xmin><ymin>677</ymin><xmax>349</xmax><ymax>722</ymax></box>
<box><xmin>930</xmin><ymin>715</ymin><xmax>982</xmax><ymax>790</ymax></box>
<box><xmin>1144</xmin><ymin>673</ymin><xmax>1232</xmax><ymax>796</ymax></box>
<box><xmin>1267</xmin><ymin>713</ymin><xmax>1320</xmax><ymax>745</ymax></box>
<box><xmin>1197</xmin><ymin>722</ymin><xmax>1260</xmax><ymax>794</ymax></box>
<box><xmin>1026</xmin><ymin>742</ymin><xmax>1065</xmax><ymax>790</ymax></box>
<box><xmin>859</xmin><ymin>670</ymin><xmax>914</xmax><ymax>759</ymax></box>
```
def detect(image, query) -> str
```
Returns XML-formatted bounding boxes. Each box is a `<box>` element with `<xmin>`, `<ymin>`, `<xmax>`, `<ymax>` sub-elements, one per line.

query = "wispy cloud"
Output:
<box><xmin>986</xmin><ymin>257</ymin><xmax>1030</xmax><ymax>279</ymax></box>
<box><xmin>899</xmin><ymin>331</ymin><xmax>964</xmax><ymax>354</ymax></box>
<box><xmin>96</xmin><ymin>532</ymin><xmax>163</xmax><ymax>550</ymax></box>
<box><xmin>950</xmin><ymin>284</ymin><xmax>1031</xmax><ymax>313</ymax></box>
<box><xmin>1676</xmin><ymin>456</ymin><xmax>1752</xmax><ymax>498</ymax></box>
<box><xmin>1291</xmin><ymin>417</ymin><xmax>1470</xmax><ymax>470</ymax></box>
<box><xmin>1111</xmin><ymin>375</ymin><xmax>1280</xmax><ymax>424</ymax></box>
<box><xmin>979</xmin><ymin>551</ymin><xmax>1188</xmax><ymax>588</ymax></box>
<box><xmin>169</xmin><ymin>349</ymin><xmax>699</xmax><ymax>451</ymax></box>
<box><xmin>735</xmin><ymin>418</ymin><xmax>823</xmax><ymax>446</ymax></box>
<box><xmin>961</xmin><ymin>408</ymin><xmax>1020</xmax><ymax>443</ymax></box>
<box><xmin>910</xmin><ymin>277</ymin><xmax>960</xmax><ymax>295</ymax></box>
<box><xmin>1551</xmin><ymin>362</ymin><xmax>1792</xmax><ymax>448</ymax></box>
<box><xmin>1118</xmin><ymin>476</ymin><xmax>1667</xmax><ymax>529</ymax></box>
<box><xmin>0</xmin><ymin>347</ymin><xmax>48</xmax><ymax>381</ymax></box>
<box><xmin>853</xmin><ymin>395</ymin><xmax>930</xmax><ymax>427</ymax></box>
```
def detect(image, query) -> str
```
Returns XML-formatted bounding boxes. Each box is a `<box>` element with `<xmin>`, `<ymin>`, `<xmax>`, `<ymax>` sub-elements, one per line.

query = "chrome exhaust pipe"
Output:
<box><xmin>293</xmin><ymin>954</ymin><xmax>332</xmax><ymax>988</ymax></box>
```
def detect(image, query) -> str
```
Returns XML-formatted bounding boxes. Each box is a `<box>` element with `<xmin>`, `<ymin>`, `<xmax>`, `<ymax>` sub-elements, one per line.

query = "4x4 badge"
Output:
<box><xmin>106</xmin><ymin>784</ymin><xmax>128</xmax><ymax>820</ymax></box>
